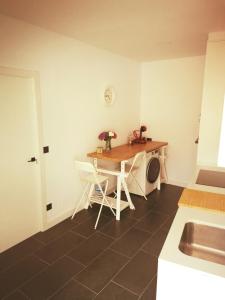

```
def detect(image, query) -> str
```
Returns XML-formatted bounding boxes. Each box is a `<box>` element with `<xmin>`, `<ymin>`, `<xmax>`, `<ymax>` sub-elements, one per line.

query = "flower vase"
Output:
<box><xmin>105</xmin><ymin>138</ymin><xmax>112</xmax><ymax>151</ymax></box>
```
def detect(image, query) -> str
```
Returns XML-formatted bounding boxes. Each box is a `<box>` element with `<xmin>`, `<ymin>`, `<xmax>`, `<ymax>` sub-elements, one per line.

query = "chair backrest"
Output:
<box><xmin>75</xmin><ymin>160</ymin><xmax>96</xmax><ymax>174</ymax></box>
<box><xmin>128</xmin><ymin>151</ymin><xmax>146</xmax><ymax>176</ymax></box>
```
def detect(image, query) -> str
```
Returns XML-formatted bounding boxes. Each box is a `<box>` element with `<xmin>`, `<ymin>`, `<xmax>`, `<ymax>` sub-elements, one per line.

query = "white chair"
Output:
<box><xmin>98</xmin><ymin>151</ymin><xmax>147</xmax><ymax>208</ymax></box>
<box><xmin>71</xmin><ymin>160</ymin><xmax>115</xmax><ymax>229</ymax></box>
<box><xmin>124</xmin><ymin>151</ymin><xmax>148</xmax><ymax>201</ymax></box>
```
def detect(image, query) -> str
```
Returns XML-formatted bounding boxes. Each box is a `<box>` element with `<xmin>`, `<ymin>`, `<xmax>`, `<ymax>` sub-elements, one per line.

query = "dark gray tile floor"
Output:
<box><xmin>0</xmin><ymin>184</ymin><xmax>183</xmax><ymax>299</ymax></box>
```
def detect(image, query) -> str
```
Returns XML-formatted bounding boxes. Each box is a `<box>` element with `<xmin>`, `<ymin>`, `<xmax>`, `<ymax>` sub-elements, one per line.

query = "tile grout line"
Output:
<box><xmin>0</xmin><ymin>242</ymin><xmax>44</xmax><ymax>275</ymax></box>
<box><xmin>18</xmin><ymin>254</ymin><xmax>83</xmax><ymax>299</ymax></box>
<box><xmin>64</xmin><ymin>254</ymin><xmax>87</xmax><ymax>268</ymax></box>
<box><xmin>32</xmin><ymin>253</ymin><xmax>51</xmax><ymax>266</ymax></box>
<box><xmin>33</xmin><ymin>224</ymin><xmax>75</xmax><ymax>245</ymax></box>
<box><xmin>69</xmin><ymin>231</ymin><xmax>115</xmax><ymax>258</ymax></box>
<box><xmin>44</xmin><ymin>255</ymin><xmax>88</xmax><ymax>299</ymax></box>
<box><xmin>18</xmin><ymin>288</ymin><xmax>30</xmax><ymax>299</ymax></box>
<box><xmin>95</xmin><ymin>230</ymin><xmax>117</xmax><ymax>241</ymax></box>
<box><xmin>133</xmin><ymin>213</ymin><xmax>170</xmax><ymax>236</ymax></box>
<box><xmin>35</xmin><ymin>211</ymin><xmax>98</xmax><ymax>246</ymax></box>
<box><xmin>138</xmin><ymin>274</ymin><xmax>157</xmax><ymax>299</ymax></box>
<box><xmin>2</xmin><ymin>288</ymin><xmax>29</xmax><ymax>300</ymax></box>
<box><xmin>30</xmin><ymin>236</ymin><xmax>47</xmax><ymax>246</ymax></box>
<box><xmin>6</xmin><ymin>262</ymin><xmax>50</xmax><ymax>299</ymax></box>
<box><xmin>140</xmin><ymin>248</ymin><xmax>158</xmax><ymax>259</ymax></box>
<box><xmin>71</xmin><ymin>215</ymin><xmax>114</xmax><ymax>239</ymax></box>
<box><xmin>108</xmin><ymin>247</ymin><xmax>131</xmax><ymax>259</ymax></box>
<box><xmin>33</xmin><ymin>231</ymin><xmax>73</xmax><ymax>246</ymax></box>
<box><xmin>139</xmin><ymin>218</ymin><xmax>175</xmax><ymax>254</ymax></box>
<box><xmin>65</xmin><ymin>232</ymin><xmax>123</xmax><ymax>286</ymax></box>
<box><xmin>73</xmin><ymin>244</ymin><xmax>129</xmax><ymax>281</ymax></box>
<box><xmin>73</xmin><ymin>238</ymin><xmax>135</xmax><ymax>295</ymax></box>
<box><xmin>33</xmin><ymin>232</ymin><xmax>89</xmax><ymax>265</ymax></box>
<box><xmin>97</xmin><ymin>215</ymin><xmax>140</xmax><ymax>242</ymax></box>
<box><xmin>111</xmin><ymin>280</ymin><xmax>139</xmax><ymax>297</ymax></box>
<box><xmin>68</xmin><ymin>229</ymin><xmax>90</xmax><ymax>240</ymax></box>
<box><xmin>112</xmin><ymin>241</ymin><xmax>153</xmax><ymax>261</ymax></box>
<box><xmin>66</xmin><ymin>233</ymin><xmax>117</xmax><ymax>271</ymax></box>
<box><xmin>93</xmin><ymin>280</ymin><xmax>139</xmax><ymax>299</ymax></box>
<box><xmin>47</xmin><ymin>277</ymin><xmax>97</xmax><ymax>299</ymax></box>
<box><xmin>73</xmin><ymin>278</ymin><xmax>98</xmax><ymax>296</ymax></box>
<box><xmin>93</xmin><ymin>250</ymin><xmax>134</xmax><ymax>296</ymax></box>
<box><xmin>109</xmin><ymin>227</ymin><xmax>156</xmax><ymax>255</ymax></box>
<box><xmin>108</xmin><ymin>250</ymin><xmax>158</xmax><ymax>297</ymax></box>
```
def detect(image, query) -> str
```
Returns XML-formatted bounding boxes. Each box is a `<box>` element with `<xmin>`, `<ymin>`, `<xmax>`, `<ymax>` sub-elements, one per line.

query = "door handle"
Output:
<box><xmin>27</xmin><ymin>157</ymin><xmax>37</xmax><ymax>163</ymax></box>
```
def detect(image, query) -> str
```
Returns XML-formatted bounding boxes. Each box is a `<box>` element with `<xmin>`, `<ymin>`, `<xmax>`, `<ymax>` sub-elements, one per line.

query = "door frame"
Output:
<box><xmin>0</xmin><ymin>66</ymin><xmax>47</xmax><ymax>231</ymax></box>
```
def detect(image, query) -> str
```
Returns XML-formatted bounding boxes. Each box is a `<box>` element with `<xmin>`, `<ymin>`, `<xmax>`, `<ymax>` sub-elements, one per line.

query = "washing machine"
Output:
<box><xmin>127</xmin><ymin>147</ymin><xmax>166</xmax><ymax>196</ymax></box>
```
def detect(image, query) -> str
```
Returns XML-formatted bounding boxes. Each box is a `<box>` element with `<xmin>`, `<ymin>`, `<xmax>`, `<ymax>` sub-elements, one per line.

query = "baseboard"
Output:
<box><xmin>43</xmin><ymin>208</ymin><xmax>80</xmax><ymax>231</ymax></box>
<box><xmin>166</xmin><ymin>179</ymin><xmax>188</xmax><ymax>188</ymax></box>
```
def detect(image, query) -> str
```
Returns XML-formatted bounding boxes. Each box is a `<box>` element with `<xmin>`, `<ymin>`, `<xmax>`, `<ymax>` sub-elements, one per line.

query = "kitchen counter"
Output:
<box><xmin>178</xmin><ymin>188</ymin><xmax>225</xmax><ymax>214</ymax></box>
<box><xmin>188</xmin><ymin>165</ymin><xmax>225</xmax><ymax>195</ymax></box>
<box><xmin>157</xmin><ymin>198</ymin><xmax>225</xmax><ymax>300</ymax></box>
<box><xmin>160</xmin><ymin>206</ymin><xmax>225</xmax><ymax>277</ymax></box>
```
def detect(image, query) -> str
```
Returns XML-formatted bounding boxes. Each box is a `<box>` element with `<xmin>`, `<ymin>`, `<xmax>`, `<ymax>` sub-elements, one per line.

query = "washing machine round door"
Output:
<box><xmin>146</xmin><ymin>157</ymin><xmax>160</xmax><ymax>183</ymax></box>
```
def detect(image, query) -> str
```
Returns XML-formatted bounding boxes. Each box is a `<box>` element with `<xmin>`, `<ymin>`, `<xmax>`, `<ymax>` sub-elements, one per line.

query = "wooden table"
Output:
<box><xmin>88</xmin><ymin>141</ymin><xmax>168</xmax><ymax>162</ymax></box>
<box><xmin>87</xmin><ymin>141</ymin><xmax>168</xmax><ymax>220</ymax></box>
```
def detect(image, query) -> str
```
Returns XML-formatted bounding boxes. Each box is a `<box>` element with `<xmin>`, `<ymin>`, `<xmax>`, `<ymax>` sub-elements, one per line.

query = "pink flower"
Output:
<box><xmin>98</xmin><ymin>131</ymin><xmax>117</xmax><ymax>141</ymax></box>
<box><xmin>98</xmin><ymin>132</ymin><xmax>107</xmax><ymax>140</ymax></box>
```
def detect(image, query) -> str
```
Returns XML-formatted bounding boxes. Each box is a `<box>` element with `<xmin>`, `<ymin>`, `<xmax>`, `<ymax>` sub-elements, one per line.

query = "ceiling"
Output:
<box><xmin>0</xmin><ymin>0</ymin><xmax>225</xmax><ymax>61</ymax></box>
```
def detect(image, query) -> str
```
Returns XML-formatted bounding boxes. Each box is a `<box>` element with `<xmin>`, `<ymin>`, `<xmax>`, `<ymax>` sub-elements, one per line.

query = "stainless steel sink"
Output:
<box><xmin>179</xmin><ymin>222</ymin><xmax>225</xmax><ymax>266</ymax></box>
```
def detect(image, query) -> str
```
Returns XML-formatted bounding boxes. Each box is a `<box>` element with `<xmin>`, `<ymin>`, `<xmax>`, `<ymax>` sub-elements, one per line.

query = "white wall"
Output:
<box><xmin>140</xmin><ymin>56</ymin><xmax>205</xmax><ymax>186</ymax></box>
<box><xmin>0</xmin><ymin>14</ymin><xmax>141</xmax><ymax>224</ymax></box>
<box><xmin>198</xmin><ymin>33</ymin><xmax>225</xmax><ymax>166</ymax></box>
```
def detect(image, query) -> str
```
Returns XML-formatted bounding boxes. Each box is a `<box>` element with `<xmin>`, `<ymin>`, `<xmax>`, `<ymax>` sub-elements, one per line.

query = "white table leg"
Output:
<box><xmin>122</xmin><ymin>178</ymin><xmax>135</xmax><ymax>209</ymax></box>
<box><xmin>85</xmin><ymin>183</ymin><xmax>94</xmax><ymax>209</ymax></box>
<box><xmin>116</xmin><ymin>175</ymin><xmax>121</xmax><ymax>220</ymax></box>
<box><xmin>160</xmin><ymin>146</ymin><xmax>168</xmax><ymax>183</ymax></box>
<box><xmin>157</xmin><ymin>175</ymin><xmax>161</xmax><ymax>190</ymax></box>
<box><xmin>93</xmin><ymin>158</ymin><xmax>98</xmax><ymax>169</ymax></box>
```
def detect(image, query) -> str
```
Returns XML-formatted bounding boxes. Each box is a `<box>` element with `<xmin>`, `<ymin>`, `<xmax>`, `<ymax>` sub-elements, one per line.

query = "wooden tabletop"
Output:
<box><xmin>87</xmin><ymin>141</ymin><xmax>168</xmax><ymax>163</ymax></box>
<box><xmin>178</xmin><ymin>188</ymin><xmax>225</xmax><ymax>214</ymax></box>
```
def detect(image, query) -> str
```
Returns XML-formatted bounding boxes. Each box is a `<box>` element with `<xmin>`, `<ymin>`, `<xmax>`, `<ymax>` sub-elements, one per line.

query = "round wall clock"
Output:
<box><xmin>104</xmin><ymin>87</ymin><xmax>115</xmax><ymax>105</ymax></box>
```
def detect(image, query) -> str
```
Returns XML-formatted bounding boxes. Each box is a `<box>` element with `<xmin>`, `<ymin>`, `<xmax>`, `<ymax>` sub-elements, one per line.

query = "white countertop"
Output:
<box><xmin>160</xmin><ymin>206</ymin><xmax>225</xmax><ymax>279</ymax></box>
<box><xmin>189</xmin><ymin>165</ymin><xmax>225</xmax><ymax>195</ymax></box>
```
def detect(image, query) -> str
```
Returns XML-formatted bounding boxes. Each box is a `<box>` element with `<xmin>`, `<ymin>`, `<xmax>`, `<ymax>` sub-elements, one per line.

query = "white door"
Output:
<box><xmin>0</xmin><ymin>74</ymin><xmax>42</xmax><ymax>252</ymax></box>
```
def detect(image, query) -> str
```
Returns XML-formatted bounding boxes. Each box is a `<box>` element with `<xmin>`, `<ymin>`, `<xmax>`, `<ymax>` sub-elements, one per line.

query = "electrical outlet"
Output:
<box><xmin>43</xmin><ymin>146</ymin><xmax>49</xmax><ymax>153</ymax></box>
<box><xmin>46</xmin><ymin>203</ymin><xmax>52</xmax><ymax>211</ymax></box>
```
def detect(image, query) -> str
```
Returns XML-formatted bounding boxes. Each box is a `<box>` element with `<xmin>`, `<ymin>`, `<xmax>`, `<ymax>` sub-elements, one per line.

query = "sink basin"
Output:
<box><xmin>179</xmin><ymin>222</ymin><xmax>225</xmax><ymax>266</ymax></box>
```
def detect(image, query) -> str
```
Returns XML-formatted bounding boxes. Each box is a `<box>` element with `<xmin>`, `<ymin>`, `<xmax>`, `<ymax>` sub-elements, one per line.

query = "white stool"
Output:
<box><xmin>97</xmin><ymin>151</ymin><xmax>147</xmax><ymax>215</ymax></box>
<box><xmin>71</xmin><ymin>160</ymin><xmax>115</xmax><ymax>229</ymax></box>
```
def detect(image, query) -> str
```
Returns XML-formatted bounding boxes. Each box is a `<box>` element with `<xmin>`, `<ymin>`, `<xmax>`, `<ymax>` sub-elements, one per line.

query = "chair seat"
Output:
<box><xmin>82</xmin><ymin>173</ymin><xmax>108</xmax><ymax>184</ymax></box>
<box><xmin>98</xmin><ymin>164</ymin><xmax>138</xmax><ymax>177</ymax></box>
